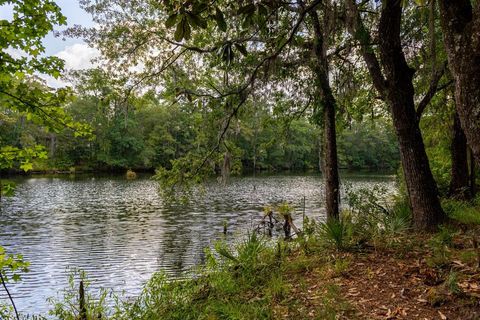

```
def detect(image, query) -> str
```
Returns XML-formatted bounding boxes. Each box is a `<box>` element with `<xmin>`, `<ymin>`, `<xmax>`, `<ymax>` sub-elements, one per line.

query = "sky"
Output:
<box><xmin>1</xmin><ymin>0</ymin><xmax>99</xmax><ymax>87</ymax></box>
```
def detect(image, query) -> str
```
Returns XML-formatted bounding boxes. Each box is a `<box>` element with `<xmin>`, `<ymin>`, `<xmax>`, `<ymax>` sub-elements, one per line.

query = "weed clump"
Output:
<box><xmin>126</xmin><ymin>169</ymin><xmax>137</xmax><ymax>180</ymax></box>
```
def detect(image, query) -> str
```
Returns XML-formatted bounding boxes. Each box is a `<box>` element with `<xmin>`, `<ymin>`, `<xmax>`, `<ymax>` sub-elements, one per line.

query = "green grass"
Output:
<box><xmin>442</xmin><ymin>197</ymin><xmax>480</xmax><ymax>225</ymax></box>
<box><xmin>43</xmin><ymin>229</ymin><xmax>355</xmax><ymax>320</ymax></box>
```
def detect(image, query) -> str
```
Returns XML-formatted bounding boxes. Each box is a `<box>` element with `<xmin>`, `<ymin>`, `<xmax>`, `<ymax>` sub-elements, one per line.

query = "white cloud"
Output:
<box><xmin>56</xmin><ymin>43</ymin><xmax>100</xmax><ymax>70</ymax></box>
<box><xmin>4</xmin><ymin>43</ymin><xmax>100</xmax><ymax>88</ymax></box>
<box><xmin>40</xmin><ymin>43</ymin><xmax>100</xmax><ymax>88</ymax></box>
<box><xmin>7</xmin><ymin>42</ymin><xmax>99</xmax><ymax>72</ymax></box>
<box><xmin>42</xmin><ymin>74</ymin><xmax>73</xmax><ymax>88</ymax></box>
<box><xmin>5</xmin><ymin>47</ymin><xmax>27</xmax><ymax>59</ymax></box>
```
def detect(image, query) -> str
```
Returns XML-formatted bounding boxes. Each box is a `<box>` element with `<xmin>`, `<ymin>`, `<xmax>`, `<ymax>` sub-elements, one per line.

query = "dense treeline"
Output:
<box><xmin>1</xmin><ymin>74</ymin><xmax>400</xmax><ymax>173</ymax></box>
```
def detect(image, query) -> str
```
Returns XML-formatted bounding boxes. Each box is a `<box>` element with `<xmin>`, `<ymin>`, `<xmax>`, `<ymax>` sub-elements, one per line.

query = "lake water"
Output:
<box><xmin>0</xmin><ymin>173</ymin><xmax>395</xmax><ymax>315</ymax></box>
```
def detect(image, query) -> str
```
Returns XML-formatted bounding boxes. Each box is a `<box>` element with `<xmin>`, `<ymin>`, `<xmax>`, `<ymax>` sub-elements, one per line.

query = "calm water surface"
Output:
<box><xmin>0</xmin><ymin>173</ymin><xmax>394</xmax><ymax>314</ymax></box>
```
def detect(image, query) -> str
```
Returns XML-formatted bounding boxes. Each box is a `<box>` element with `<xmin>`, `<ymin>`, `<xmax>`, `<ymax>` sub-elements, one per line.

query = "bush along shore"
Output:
<box><xmin>2</xmin><ymin>193</ymin><xmax>480</xmax><ymax>320</ymax></box>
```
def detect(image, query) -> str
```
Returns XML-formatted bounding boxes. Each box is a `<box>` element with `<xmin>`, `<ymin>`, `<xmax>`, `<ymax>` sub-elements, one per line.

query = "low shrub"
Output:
<box><xmin>317</xmin><ymin>218</ymin><xmax>354</xmax><ymax>251</ymax></box>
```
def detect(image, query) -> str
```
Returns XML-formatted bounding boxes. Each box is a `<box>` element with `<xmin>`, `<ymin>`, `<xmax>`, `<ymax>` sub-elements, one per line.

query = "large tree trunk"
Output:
<box><xmin>449</xmin><ymin>113</ymin><xmax>470</xmax><ymax>199</ymax></box>
<box><xmin>470</xmin><ymin>149</ymin><xmax>477</xmax><ymax>198</ymax></box>
<box><xmin>309</xmin><ymin>8</ymin><xmax>340</xmax><ymax>221</ymax></box>
<box><xmin>346</xmin><ymin>0</ymin><xmax>445</xmax><ymax>230</ymax></box>
<box><xmin>438</xmin><ymin>0</ymin><xmax>480</xmax><ymax>165</ymax></box>
<box><xmin>317</xmin><ymin>133</ymin><xmax>324</xmax><ymax>174</ymax></box>
<box><xmin>388</xmin><ymin>96</ymin><xmax>445</xmax><ymax>230</ymax></box>
<box><xmin>378</xmin><ymin>0</ymin><xmax>445</xmax><ymax>230</ymax></box>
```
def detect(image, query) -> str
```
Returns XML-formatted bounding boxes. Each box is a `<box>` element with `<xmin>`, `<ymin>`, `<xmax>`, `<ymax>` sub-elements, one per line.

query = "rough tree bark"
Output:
<box><xmin>449</xmin><ymin>113</ymin><xmax>470</xmax><ymax>199</ymax></box>
<box><xmin>470</xmin><ymin>149</ymin><xmax>477</xmax><ymax>198</ymax></box>
<box><xmin>309</xmin><ymin>7</ymin><xmax>340</xmax><ymax>221</ymax></box>
<box><xmin>322</xmin><ymin>90</ymin><xmax>339</xmax><ymax>221</ymax></box>
<box><xmin>347</xmin><ymin>0</ymin><xmax>445</xmax><ymax>231</ymax></box>
<box><xmin>438</xmin><ymin>0</ymin><xmax>480</xmax><ymax>165</ymax></box>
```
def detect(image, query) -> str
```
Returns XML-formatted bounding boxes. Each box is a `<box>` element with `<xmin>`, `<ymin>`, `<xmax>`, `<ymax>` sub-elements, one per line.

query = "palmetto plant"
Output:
<box><xmin>318</xmin><ymin>218</ymin><xmax>353</xmax><ymax>251</ymax></box>
<box><xmin>215</xmin><ymin>232</ymin><xmax>267</xmax><ymax>273</ymax></box>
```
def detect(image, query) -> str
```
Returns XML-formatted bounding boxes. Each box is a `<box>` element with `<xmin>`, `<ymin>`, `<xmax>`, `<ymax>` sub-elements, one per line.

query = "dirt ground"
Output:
<box><xmin>281</xmin><ymin>232</ymin><xmax>480</xmax><ymax>319</ymax></box>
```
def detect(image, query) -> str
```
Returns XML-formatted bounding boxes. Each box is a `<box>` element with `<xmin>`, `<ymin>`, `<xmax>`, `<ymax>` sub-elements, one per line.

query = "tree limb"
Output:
<box><xmin>416</xmin><ymin>60</ymin><xmax>448</xmax><ymax>119</ymax></box>
<box><xmin>191</xmin><ymin>0</ymin><xmax>323</xmax><ymax>176</ymax></box>
<box><xmin>345</xmin><ymin>0</ymin><xmax>387</xmax><ymax>96</ymax></box>
<box><xmin>0</xmin><ymin>90</ymin><xmax>79</xmax><ymax>133</ymax></box>
<box><xmin>0</xmin><ymin>273</ymin><xmax>20</xmax><ymax>320</ymax></box>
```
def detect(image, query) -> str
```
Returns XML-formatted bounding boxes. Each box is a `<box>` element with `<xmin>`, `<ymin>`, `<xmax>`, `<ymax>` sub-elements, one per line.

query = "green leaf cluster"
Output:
<box><xmin>0</xmin><ymin>246</ymin><xmax>30</xmax><ymax>283</ymax></box>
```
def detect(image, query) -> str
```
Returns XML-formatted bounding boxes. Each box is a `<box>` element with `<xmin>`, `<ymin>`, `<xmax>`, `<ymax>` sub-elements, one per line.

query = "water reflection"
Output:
<box><xmin>0</xmin><ymin>173</ymin><xmax>394</xmax><ymax>314</ymax></box>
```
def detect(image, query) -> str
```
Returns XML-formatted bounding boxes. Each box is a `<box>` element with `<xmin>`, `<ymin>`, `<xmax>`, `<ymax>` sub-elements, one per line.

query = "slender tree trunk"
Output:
<box><xmin>323</xmin><ymin>88</ymin><xmax>340</xmax><ymax>220</ymax></box>
<box><xmin>449</xmin><ymin>113</ymin><xmax>470</xmax><ymax>199</ymax></box>
<box><xmin>438</xmin><ymin>0</ymin><xmax>480</xmax><ymax>165</ymax></box>
<box><xmin>221</xmin><ymin>150</ymin><xmax>231</xmax><ymax>185</ymax></box>
<box><xmin>309</xmin><ymin>8</ymin><xmax>340</xmax><ymax>221</ymax></box>
<box><xmin>49</xmin><ymin>133</ymin><xmax>56</xmax><ymax>157</ymax></box>
<box><xmin>429</xmin><ymin>0</ymin><xmax>437</xmax><ymax>75</ymax></box>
